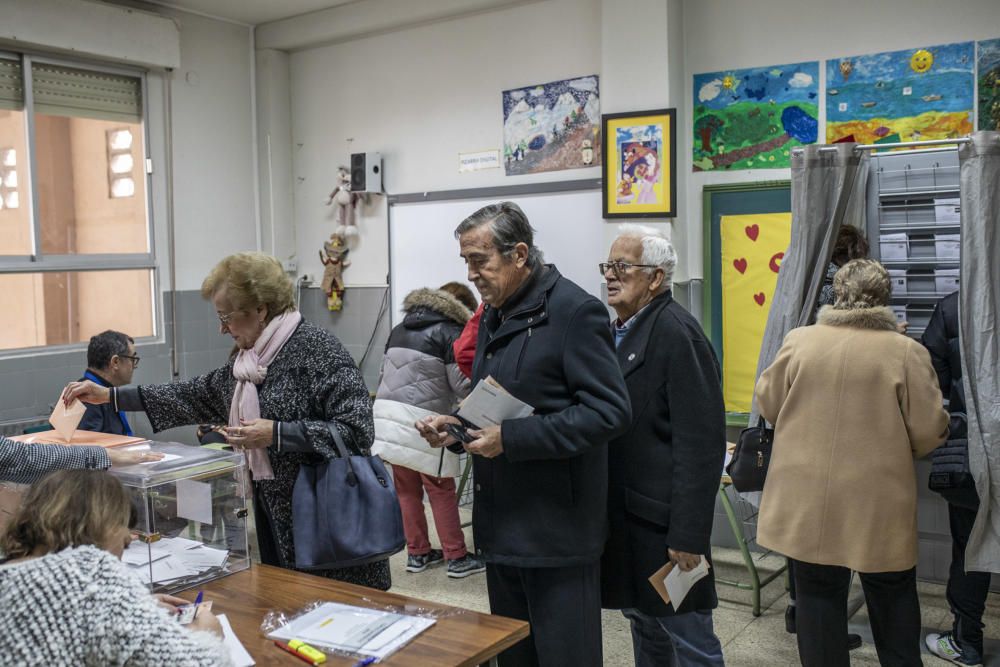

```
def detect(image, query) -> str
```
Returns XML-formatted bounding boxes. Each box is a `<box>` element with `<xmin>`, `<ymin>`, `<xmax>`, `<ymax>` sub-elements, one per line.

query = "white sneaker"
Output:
<box><xmin>924</xmin><ymin>632</ymin><xmax>983</xmax><ymax>666</ymax></box>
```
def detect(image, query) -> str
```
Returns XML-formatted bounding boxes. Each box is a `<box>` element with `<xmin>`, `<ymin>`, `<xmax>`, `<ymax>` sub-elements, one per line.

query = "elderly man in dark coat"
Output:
<box><xmin>417</xmin><ymin>202</ymin><xmax>631</xmax><ymax>667</ymax></box>
<box><xmin>600</xmin><ymin>225</ymin><xmax>726</xmax><ymax>667</ymax></box>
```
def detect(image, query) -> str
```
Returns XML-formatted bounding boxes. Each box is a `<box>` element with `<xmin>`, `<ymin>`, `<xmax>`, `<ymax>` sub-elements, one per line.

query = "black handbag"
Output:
<box><xmin>291</xmin><ymin>423</ymin><xmax>406</xmax><ymax>570</ymax></box>
<box><xmin>928</xmin><ymin>413</ymin><xmax>979</xmax><ymax>511</ymax></box>
<box><xmin>726</xmin><ymin>416</ymin><xmax>774</xmax><ymax>493</ymax></box>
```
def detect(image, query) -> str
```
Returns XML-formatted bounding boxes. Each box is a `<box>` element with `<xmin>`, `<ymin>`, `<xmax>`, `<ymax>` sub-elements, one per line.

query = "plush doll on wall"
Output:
<box><xmin>319</xmin><ymin>233</ymin><xmax>350</xmax><ymax>311</ymax></box>
<box><xmin>325</xmin><ymin>166</ymin><xmax>362</xmax><ymax>238</ymax></box>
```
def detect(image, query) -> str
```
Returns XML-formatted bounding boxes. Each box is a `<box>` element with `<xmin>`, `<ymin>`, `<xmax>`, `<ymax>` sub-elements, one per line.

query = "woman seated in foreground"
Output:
<box><xmin>0</xmin><ymin>469</ymin><xmax>231</xmax><ymax>666</ymax></box>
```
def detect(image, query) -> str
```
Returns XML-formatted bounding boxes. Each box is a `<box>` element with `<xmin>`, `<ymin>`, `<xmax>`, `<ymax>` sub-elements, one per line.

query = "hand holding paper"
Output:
<box><xmin>648</xmin><ymin>555</ymin><xmax>710</xmax><ymax>611</ymax></box>
<box><xmin>456</xmin><ymin>376</ymin><xmax>533</xmax><ymax>428</ymax></box>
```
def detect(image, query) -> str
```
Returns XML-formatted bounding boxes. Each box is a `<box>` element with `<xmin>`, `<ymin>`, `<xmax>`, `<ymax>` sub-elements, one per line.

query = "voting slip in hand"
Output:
<box><xmin>48</xmin><ymin>398</ymin><xmax>86</xmax><ymax>442</ymax></box>
<box><xmin>648</xmin><ymin>556</ymin><xmax>710</xmax><ymax>612</ymax></box>
<box><xmin>456</xmin><ymin>376</ymin><xmax>533</xmax><ymax>429</ymax></box>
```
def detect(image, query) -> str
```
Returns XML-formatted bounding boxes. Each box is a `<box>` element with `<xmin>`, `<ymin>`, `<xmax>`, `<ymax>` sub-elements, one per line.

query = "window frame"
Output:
<box><xmin>0</xmin><ymin>48</ymin><xmax>159</xmax><ymax>354</ymax></box>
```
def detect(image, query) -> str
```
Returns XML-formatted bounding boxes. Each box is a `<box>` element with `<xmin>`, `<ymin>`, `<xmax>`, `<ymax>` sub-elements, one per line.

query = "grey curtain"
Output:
<box><xmin>743</xmin><ymin>144</ymin><xmax>869</xmax><ymax>505</ymax></box>
<box><xmin>959</xmin><ymin>131</ymin><xmax>1000</xmax><ymax>572</ymax></box>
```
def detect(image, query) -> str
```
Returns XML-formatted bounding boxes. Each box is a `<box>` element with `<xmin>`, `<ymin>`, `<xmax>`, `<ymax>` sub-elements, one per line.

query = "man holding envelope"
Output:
<box><xmin>417</xmin><ymin>202</ymin><xmax>630</xmax><ymax>667</ymax></box>
<box><xmin>600</xmin><ymin>226</ymin><xmax>726</xmax><ymax>667</ymax></box>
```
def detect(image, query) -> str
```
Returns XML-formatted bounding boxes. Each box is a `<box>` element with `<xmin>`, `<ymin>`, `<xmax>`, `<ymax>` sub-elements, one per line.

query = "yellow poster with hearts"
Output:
<box><xmin>720</xmin><ymin>212</ymin><xmax>792</xmax><ymax>413</ymax></box>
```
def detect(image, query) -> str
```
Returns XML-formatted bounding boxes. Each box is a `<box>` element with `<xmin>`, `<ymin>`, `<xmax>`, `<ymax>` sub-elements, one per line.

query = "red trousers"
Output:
<box><xmin>393</xmin><ymin>465</ymin><xmax>468</xmax><ymax>560</ymax></box>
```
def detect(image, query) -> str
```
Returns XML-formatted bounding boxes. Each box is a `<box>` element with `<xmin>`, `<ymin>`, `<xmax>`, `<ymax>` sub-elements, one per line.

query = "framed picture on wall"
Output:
<box><xmin>602</xmin><ymin>108</ymin><xmax>676</xmax><ymax>219</ymax></box>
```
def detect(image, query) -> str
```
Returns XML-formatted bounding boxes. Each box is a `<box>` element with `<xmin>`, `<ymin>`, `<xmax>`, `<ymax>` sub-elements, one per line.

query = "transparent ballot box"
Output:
<box><xmin>114</xmin><ymin>441</ymin><xmax>250</xmax><ymax>594</ymax></box>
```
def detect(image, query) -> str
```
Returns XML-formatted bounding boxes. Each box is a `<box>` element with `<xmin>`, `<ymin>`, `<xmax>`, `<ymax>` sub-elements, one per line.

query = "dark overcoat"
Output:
<box><xmin>468</xmin><ymin>265</ymin><xmax>631</xmax><ymax>567</ymax></box>
<box><xmin>601</xmin><ymin>290</ymin><xmax>725</xmax><ymax>615</ymax></box>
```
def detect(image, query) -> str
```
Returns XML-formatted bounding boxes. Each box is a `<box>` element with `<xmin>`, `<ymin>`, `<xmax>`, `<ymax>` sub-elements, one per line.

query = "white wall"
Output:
<box><xmin>158</xmin><ymin>9</ymin><xmax>258</xmax><ymax>291</ymax></box>
<box><xmin>288</xmin><ymin>0</ymin><xmax>601</xmax><ymax>286</ymax></box>
<box><xmin>680</xmin><ymin>0</ymin><xmax>1000</xmax><ymax>280</ymax></box>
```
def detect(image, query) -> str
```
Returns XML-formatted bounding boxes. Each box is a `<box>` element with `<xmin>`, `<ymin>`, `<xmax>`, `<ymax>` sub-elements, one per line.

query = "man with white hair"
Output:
<box><xmin>600</xmin><ymin>225</ymin><xmax>727</xmax><ymax>666</ymax></box>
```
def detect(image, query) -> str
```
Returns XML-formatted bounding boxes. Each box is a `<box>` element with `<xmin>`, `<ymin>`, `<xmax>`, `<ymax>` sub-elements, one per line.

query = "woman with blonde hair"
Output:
<box><xmin>755</xmin><ymin>259</ymin><xmax>949</xmax><ymax>667</ymax></box>
<box><xmin>0</xmin><ymin>469</ymin><xmax>229</xmax><ymax>665</ymax></box>
<box><xmin>63</xmin><ymin>252</ymin><xmax>387</xmax><ymax>589</ymax></box>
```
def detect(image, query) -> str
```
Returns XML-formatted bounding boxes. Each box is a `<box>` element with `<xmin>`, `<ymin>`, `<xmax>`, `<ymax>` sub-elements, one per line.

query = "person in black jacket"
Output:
<box><xmin>79</xmin><ymin>330</ymin><xmax>138</xmax><ymax>436</ymax></box>
<box><xmin>417</xmin><ymin>202</ymin><xmax>631</xmax><ymax>667</ymax></box>
<box><xmin>922</xmin><ymin>291</ymin><xmax>989</xmax><ymax>667</ymax></box>
<box><xmin>601</xmin><ymin>226</ymin><xmax>726</xmax><ymax>667</ymax></box>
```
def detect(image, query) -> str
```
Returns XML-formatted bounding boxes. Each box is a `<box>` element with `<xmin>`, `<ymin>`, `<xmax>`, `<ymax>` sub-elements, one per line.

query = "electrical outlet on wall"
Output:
<box><xmin>282</xmin><ymin>258</ymin><xmax>297</xmax><ymax>273</ymax></box>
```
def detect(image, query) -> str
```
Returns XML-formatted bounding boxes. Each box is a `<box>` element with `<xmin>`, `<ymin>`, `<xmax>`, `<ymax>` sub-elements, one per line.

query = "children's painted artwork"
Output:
<box><xmin>826</xmin><ymin>42</ymin><xmax>974</xmax><ymax>145</ymax></box>
<box><xmin>502</xmin><ymin>75</ymin><xmax>601</xmax><ymax>176</ymax></box>
<box><xmin>720</xmin><ymin>213</ymin><xmax>791</xmax><ymax>414</ymax></box>
<box><xmin>602</xmin><ymin>109</ymin><xmax>676</xmax><ymax>218</ymax></box>
<box><xmin>978</xmin><ymin>38</ymin><xmax>1000</xmax><ymax>131</ymax></box>
<box><xmin>692</xmin><ymin>62</ymin><xmax>819</xmax><ymax>171</ymax></box>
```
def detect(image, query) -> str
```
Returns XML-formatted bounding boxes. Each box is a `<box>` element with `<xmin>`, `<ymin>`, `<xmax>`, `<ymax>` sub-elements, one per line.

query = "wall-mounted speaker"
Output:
<box><xmin>350</xmin><ymin>152</ymin><xmax>382</xmax><ymax>193</ymax></box>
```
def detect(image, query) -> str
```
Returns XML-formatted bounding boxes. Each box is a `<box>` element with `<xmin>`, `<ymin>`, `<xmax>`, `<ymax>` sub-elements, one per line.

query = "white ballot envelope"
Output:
<box><xmin>648</xmin><ymin>556</ymin><xmax>710</xmax><ymax>611</ymax></box>
<box><xmin>457</xmin><ymin>376</ymin><xmax>534</xmax><ymax>428</ymax></box>
<box><xmin>49</xmin><ymin>399</ymin><xmax>86</xmax><ymax>442</ymax></box>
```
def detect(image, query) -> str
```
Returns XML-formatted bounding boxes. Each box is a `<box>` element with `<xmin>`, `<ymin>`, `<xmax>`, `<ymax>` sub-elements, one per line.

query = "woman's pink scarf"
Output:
<box><xmin>230</xmin><ymin>310</ymin><xmax>303</xmax><ymax>480</ymax></box>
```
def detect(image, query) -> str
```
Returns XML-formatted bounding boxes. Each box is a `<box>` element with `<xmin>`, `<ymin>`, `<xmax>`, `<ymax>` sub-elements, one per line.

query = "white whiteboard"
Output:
<box><xmin>389</xmin><ymin>189</ymin><xmax>605</xmax><ymax>325</ymax></box>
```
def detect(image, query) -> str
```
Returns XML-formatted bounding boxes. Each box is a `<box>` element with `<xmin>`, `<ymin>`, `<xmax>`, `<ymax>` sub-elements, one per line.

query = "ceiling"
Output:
<box><xmin>135</xmin><ymin>0</ymin><xmax>359</xmax><ymax>26</ymax></box>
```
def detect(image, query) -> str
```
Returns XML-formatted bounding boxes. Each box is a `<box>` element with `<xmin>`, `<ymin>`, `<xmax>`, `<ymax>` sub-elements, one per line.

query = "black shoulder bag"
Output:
<box><xmin>725</xmin><ymin>416</ymin><xmax>774</xmax><ymax>493</ymax></box>
<box><xmin>292</xmin><ymin>423</ymin><xmax>406</xmax><ymax>570</ymax></box>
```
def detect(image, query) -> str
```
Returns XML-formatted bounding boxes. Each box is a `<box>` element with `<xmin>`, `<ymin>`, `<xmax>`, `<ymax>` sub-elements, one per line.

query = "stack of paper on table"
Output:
<box><xmin>268</xmin><ymin>601</ymin><xmax>436</xmax><ymax>661</ymax></box>
<box><xmin>457</xmin><ymin>376</ymin><xmax>533</xmax><ymax>428</ymax></box>
<box><xmin>218</xmin><ymin>614</ymin><xmax>255</xmax><ymax>667</ymax></box>
<box><xmin>123</xmin><ymin>536</ymin><xmax>230</xmax><ymax>586</ymax></box>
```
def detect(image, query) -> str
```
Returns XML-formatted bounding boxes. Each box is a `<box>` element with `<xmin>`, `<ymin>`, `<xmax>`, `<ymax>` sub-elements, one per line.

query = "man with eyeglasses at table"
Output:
<box><xmin>78</xmin><ymin>330</ymin><xmax>139</xmax><ymax>436</ymax></box>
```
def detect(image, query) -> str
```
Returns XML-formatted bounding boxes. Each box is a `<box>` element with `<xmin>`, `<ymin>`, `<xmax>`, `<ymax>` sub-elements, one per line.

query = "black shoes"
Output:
<box><xmin>785</xmin><ymin>604</ymin><xmax>863</xmax><ymax>651</ymax></box>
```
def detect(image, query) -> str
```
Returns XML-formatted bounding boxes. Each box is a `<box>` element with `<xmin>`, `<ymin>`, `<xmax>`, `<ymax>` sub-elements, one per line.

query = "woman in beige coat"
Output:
<box><xmin>756</xmin><ymin>259</ymin><xmax>948</xmax><ymax>667</ymax></box>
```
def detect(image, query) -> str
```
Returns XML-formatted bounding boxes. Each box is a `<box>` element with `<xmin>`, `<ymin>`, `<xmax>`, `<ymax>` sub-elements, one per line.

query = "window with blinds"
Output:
<box><xmin>0</xmin><ymin>53</ymin><xmax>155</xmax><ymax>352</ymax></box>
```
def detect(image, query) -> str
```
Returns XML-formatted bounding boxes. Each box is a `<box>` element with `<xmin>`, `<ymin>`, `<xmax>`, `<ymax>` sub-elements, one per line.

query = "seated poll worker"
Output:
<box><xmin>79</xmin><ymin>330</ymin><xmax>139</xmax><ymax>435</ymax></box>
<box><xmin>416</xmin><ymin>202</ymin><xmax>631</xmax><ymax>667</ymax></box>
<box><xmin>601</xmin><ymin>225</ymin><xmax>726</xmax><ymax>667</ymax></box>
<box><xmin>63</xmin><ymin>252</ymin><xmax>386</xmax><ymax>590</ymax></box>
<box><xmin>0</xmin><ymin>470</ymin><xmax>228</xmax><ymax>665</ymax></box>
<box><xmin>0</xmin><ymin>438</ymin><xmax>161</xmax><ymax>484</ymax></box>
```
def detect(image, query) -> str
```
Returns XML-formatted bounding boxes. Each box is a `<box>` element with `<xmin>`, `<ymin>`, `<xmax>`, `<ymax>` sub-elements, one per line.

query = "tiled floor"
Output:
<box><xmin>384</xmin><ymin>506</ymin><xmax>1000</xmax><ymax>666</ymax></box>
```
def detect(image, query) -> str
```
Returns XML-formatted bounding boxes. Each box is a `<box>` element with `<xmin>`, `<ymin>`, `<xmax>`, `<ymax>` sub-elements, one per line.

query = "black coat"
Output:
<box><xmin>78</xmin><ymin>372</ymin><xmax>131</xmax><ymax>436</ymax></box>
<box><xmin>922</xmin><ymin>291</ymin><xmax>963</xmax><ymax>414</ymax></box>
<box><xmin>469</xmin><ymin>265</ymin><xmax>631</xmax><ymax>567</ymax></box>
<box><xmin>600</xmin><ymin>291</ymin><xmax>726</xmax><ymax>615</ymax></box>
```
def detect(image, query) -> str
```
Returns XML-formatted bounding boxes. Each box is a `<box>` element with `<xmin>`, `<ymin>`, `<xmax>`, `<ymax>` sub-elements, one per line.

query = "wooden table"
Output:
<box><xmin>178</xmin><ymin>564</ymin><xmax>529</xmax><ymax>666</ymax></box>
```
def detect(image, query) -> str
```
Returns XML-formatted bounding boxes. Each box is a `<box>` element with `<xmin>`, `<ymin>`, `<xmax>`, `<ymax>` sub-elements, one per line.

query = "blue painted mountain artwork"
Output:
<box><xmin>502</xmin><ymin>75</ymin><xmax>600</xmax><ymax>176</ymax></box>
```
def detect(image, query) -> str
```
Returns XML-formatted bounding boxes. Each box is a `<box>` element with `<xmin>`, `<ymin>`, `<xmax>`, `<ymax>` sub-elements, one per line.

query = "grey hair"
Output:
<box><xmin>454</xmin><ymin>201</ymin><xmax>544</xmax><ymax>266</ymax></box>
<box><xmin>832</xmin><ymin>259</ymin><xmax>891</xmax><ymax>309</ymax></box>
<box><xmin>616</xmin><ymin>224</ymin><xmax>677</xmax><ymax>286</ymax></box>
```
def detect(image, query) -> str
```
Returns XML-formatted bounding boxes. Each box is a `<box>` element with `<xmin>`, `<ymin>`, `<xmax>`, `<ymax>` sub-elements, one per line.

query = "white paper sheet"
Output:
<box><xmin>49</xmin><ymin>398</ymin><xmax>85</xmax><ymax>442</ymax></box>
<box><xmin>457</xmin><ymin>376</ymin><xmax>533</xmax><ymax>428</ymax></box>
<box><xmin>176</xmin><ymin>478</ymin><xmax>214</xmax><ymax>525</ymax></box>
<box><xmin>125</xmin><ymin>537</ymin><xmax>230</xmax><ymax>585</ymax></box>
<box><xmin>218</xmin><ymin>614</ymin><xmax>255</xmax><ymax>667</ymax></box>
<box><xmin>663</xmin><ymin>557</ymin><xmax>710</xmax><ymax>611</ymax></box>
<box><xmin>139</xmin><ymin>452</ymin><xmax>182</xmax><ymax>465</ymax></box>
<box><xmin>268</xmin><ymin>602</ymin><xmax>435</xmax><ymax>660</ymax></box>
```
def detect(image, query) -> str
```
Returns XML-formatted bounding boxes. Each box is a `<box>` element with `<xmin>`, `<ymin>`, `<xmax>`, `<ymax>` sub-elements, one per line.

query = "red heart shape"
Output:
<box><xmin>733</xmin><ymin>258</ymin><xmax>748</xmax><ymax>274</ymax></box>
<box><xmin>754</xmin><ymin>292</ymin><xmax>766</xmax><ymax>306</ymax></box>
<box><xmin>769</xmin><ymin>252</ymin><xmax>784</xmax><ymax>274</ymax></box>
<box><xmin>745</xmin><ymin>224</ymin><xmax>759</xmax><ymax>241</ymax></box>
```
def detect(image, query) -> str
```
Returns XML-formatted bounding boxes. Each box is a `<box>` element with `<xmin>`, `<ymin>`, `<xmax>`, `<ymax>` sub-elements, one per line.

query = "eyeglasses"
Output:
<box><xmin>118</xmin><ymin>354</ymin><xmax>140</xmax><ymax>368</ymax></box>
<box><xmin>217</xmin><ymin>311</ymin><xmax>240</xmax><ymax>325</ymax></box>
<box><xmin>599</xmin><ymin>261</ymin><xmax>660</xmax><ymax>279</ymax></box>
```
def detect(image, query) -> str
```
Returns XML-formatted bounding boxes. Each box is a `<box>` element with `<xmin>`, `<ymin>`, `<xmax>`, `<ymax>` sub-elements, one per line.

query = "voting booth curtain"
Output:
<box><xmin>744</xmin><ymin>144</ymin><xmax>870</xmax><ymax>504</ymax></box>
<box><xmin>958</xmin><ymin>131</ymin><xmax>1000</xmax><ymax>572</ymax></box>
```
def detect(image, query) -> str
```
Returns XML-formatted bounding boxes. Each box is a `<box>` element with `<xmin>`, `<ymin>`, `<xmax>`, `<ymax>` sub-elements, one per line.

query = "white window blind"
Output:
<box><xmin>0</xmin><ymin>58</ymin><xmax>23</xmax><ymax>111</ymax></box>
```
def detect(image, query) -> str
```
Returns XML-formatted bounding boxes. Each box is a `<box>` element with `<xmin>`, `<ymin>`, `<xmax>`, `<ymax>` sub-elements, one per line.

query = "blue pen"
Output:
<box><xmin>352</xmin><ymin>657</ymin><xmax>377</xmax><ymax>667</ymax></box>
<box><xmin>192</xmin><ymin>590</ymin><xmax>204</xmax><ymax>619</ymax></box>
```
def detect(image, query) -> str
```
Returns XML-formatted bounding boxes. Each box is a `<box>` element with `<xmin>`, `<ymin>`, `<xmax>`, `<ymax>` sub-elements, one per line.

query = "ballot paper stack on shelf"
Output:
<box><xmin>123</xmin><ymin>536</ymin><xmax>231</xmax><ymax>587</ymax></box>
<box><xmin>268</xmin><ymin>602</ymin><xmax>436</xmax><ymax>661</ymax></box>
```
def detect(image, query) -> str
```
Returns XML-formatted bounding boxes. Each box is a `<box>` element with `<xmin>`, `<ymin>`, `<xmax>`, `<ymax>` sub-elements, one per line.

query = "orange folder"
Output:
<box><xmin>8</xmin><ymin>429</ymin><xmax>147</xmax><ymax>448</ymax></box>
